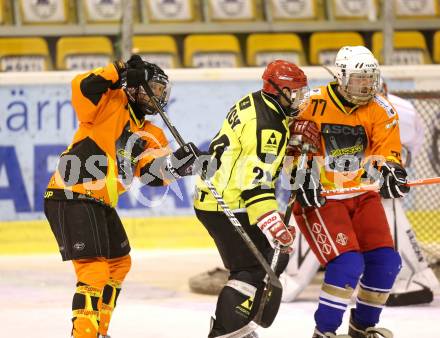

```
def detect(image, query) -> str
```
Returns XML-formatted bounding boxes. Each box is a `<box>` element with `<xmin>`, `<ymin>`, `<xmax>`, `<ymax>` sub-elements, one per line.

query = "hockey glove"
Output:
<box><xmin>293</xmin><ymin>166</ymin><xmax>326</xmax><ymax>208</ymax></box>
<box><xmin>380</xmin><ymin>161</ymin><xmax>410</xmax><ymax>199</ymax></box>
<box><xmin>166</xmin><ymin>142</ymin><xmax>207</xmax><ymax>179</ymax></box>
<box><xmin>126</xmin><ymin>55</ymin><xmax>147</xmax><ymax>88</ymax></box>
<box><xmin>125</xmin><ymin>54</ymin><xmax>163</xmax><ymax>88</ymax></box>
<box><xmin>287</xmin><ymin>119</ymin><xmax>321</xmax><ymax>157</ymax></box>
<box><xmin>257</xmin><ymin>211</ymin><xmax>295</xmax><ymax>253</ymax></box>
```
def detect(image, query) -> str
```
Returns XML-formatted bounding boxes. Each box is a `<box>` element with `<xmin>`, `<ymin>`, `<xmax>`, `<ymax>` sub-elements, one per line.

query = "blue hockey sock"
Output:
<box><xmin>315</xmin><ymin>251</ymin><xmax>364</xmax><ymax>333</ymax></box>
<box><xmin>354</xmin><ymin>247</ymin><xmax>401</xmax><ymax>328</ymax></box>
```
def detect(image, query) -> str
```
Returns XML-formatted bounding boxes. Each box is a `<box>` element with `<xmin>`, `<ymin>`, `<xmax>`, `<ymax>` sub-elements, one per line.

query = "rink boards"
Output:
<box><xmin>0</xmin><ymin>216</ymin><xmax>214</xmax><ymax>255</ymax></box>
<box><xmin>0</xmin><ymin>211</ymin><xmax>439</xmax><ymax>255</ymax></box>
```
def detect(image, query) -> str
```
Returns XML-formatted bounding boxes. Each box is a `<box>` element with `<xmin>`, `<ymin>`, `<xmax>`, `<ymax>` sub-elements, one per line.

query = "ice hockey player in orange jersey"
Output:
<box><xmin>291</xmin><ymin>46</ymin><xmax>408</xmax><ymax>338</ymax></box>
<box><xmin>44</xmin><ymin>55</ymin><xmax>203</xmax><ymax>338</ymax></box>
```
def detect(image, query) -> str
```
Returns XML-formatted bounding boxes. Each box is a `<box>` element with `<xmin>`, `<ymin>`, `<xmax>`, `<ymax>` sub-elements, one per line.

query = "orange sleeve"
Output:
<box><xmin>71</xmin><ymin>63</ymin><xmax>120</xmax><ymax>123</ymax></box>
<box><xmin>369</xmin><ymin>96</ymin><xmax>402</xmax><ymax>164</ymax></box>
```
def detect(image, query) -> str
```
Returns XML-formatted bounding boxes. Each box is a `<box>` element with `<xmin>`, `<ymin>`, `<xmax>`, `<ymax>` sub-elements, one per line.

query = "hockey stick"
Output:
<box><xmin>251</xmin><ymin>243</ymin><xmax>282</xmax><ymax>328</ymax></box>
<box><xmin>249</xmin><ymin>142</ymin><xmax>311</xmax><ymax>327</ymax></box>
<box><xmin>321</xmin><ymin>176</ymin><xmax>440</xmax><ymax>197</ymax></box>
<box><xmin>141</xmin><ymin>81</ymin><xmax>282</xmax><ymax>321</ymax></box>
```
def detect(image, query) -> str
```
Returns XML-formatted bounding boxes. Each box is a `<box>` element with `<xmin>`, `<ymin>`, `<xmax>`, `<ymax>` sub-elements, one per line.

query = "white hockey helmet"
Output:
<box><xmin>334</xmin><ymin>46</ymin><xmax>380</xmax><ymax>105</ymax></box>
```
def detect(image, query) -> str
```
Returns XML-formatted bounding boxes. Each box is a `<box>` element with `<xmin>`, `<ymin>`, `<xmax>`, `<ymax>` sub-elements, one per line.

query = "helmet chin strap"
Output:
<box><xmin>267</xmin><ymin>79</ymin><xmax>303</xmax><ymax>117</ymax></box>
<box><xmin>268</xmin><ymin>79</ymin><xmax>292</xmax><ymax>105</ymax></box>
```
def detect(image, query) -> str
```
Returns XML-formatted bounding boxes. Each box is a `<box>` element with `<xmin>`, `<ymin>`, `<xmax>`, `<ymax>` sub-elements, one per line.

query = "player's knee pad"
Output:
<box><xmin>228</xmin><ymin>268</ymin><xmax>282</xmax><ymax>325</ymax></box>
<box><xmin>325</xmin><ymin>251</ymin><xmax>364</xmax><ymax>289</ymax></box>
<box><xmin>108</xmin><ymin>254</ymin><xmax>132</xmax><ymax>282</ymax></box>
<box><xmin>209</xmin><ymin>279</ymin><xmax>258</xmax><ymax>337</ymax></box>
<box><xmin>362</xmin><ymin>247</ymin><xmax>402</xmax><ymax>288</ymax></box>
<box><xmin>72</xmin><ymin>258</ymin><xmax>110</xmax><ymax>289</ymax></box>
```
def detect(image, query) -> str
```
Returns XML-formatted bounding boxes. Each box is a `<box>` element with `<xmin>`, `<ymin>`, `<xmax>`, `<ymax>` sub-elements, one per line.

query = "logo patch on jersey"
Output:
<box><xmin>239</xmin><ymin>96</ymin><xmax>251</xmax><ymax>110</ymax></box>
<box><xmin>374</xmin><ymin>95</ymin><xmax>396</xmax><ymax>118</ymax></box>
<box><xmin>261</xmin><ymin>129</ymin><xmax>282</xmax><ymax>155</ymax></box>
<box><xmin>311</xmin><ymin>88</ymin><xmax>322</xmax><ymax>96</ymax></box>
<box><xmin>385</xmin><ymin>119</ymin><xmax>398</xmax><ymax>129</ymax></box>
<box><xmin>115</xmin><ymin>122</ymin><xmax>146</xmax><ymax>183</ymax></box>
<box><xmin>321</xmin><ymin>123</ymin><xmax>367</xmax><ymax>172</ymax></box>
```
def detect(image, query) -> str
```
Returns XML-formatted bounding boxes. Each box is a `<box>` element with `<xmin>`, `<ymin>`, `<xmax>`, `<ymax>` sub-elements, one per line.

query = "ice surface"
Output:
<box><xmin>1</xmin><ymin>250</ymin><xmax>438</xmax><ymax>337</ymax></box>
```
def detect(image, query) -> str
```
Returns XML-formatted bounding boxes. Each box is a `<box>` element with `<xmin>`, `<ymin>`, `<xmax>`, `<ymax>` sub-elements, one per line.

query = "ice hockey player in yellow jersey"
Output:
<box><xmin>194</xmin><ymin>60</ymin><xmax>309</xmax><ymax>337</ymax></box>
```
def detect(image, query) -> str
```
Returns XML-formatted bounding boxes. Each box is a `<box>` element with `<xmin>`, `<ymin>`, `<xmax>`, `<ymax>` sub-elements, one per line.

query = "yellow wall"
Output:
<box><xmin>0</xmin><ymin>216</ymin><xmax>215</xmax><ymax>255</ymax></box>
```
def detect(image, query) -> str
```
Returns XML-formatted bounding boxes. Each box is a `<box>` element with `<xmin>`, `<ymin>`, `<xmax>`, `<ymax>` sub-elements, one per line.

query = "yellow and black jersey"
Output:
<box><xmin>45</xmin><ymin>63</ymin><xmax>170</xmax><ymax>207</ymax></box>
<box><xmin>194</xmin><ymin>91</ymin><xmax>290</xmax><ymax>225</ymax></box>
<box><xmin>299</xmin><ymin>81</ymin><xmax>402</xmax><ymax>190</ymax></box>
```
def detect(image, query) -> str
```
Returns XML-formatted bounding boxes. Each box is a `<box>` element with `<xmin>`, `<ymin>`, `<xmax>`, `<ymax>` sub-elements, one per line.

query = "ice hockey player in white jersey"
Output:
<box><xmin>280</xmin><ymin>79</ymin><xmax>440</xmax><ymax>306</ymax></box>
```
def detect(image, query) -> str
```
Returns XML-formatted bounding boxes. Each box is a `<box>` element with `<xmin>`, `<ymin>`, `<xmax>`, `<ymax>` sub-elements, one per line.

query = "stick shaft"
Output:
<box><xmin>141</xmin><ymin>81</ymin><xmax>280</xmax><ymax>287</ymax></box>
<box><xmin>322</xmin><ymin>177</ymin><xmax>440</xmax><ymax>197</ymax></box>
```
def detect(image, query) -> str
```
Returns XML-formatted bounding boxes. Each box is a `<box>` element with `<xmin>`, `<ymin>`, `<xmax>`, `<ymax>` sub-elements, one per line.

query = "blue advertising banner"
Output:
<box><xmin>0</xmin><ymin>80</ymin><xmax>262</xmax><ymax>220</ymax></box>
<box><xmin>0</xmin><ymin>72</ymin><xmax>415</xmax><ymax>221</ymax></box>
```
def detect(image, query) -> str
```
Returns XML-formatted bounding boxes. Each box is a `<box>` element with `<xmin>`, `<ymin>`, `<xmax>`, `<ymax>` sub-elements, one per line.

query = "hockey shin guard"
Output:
<box><xmin>209</xmin><ymin>280</ymin><xmax>259</xmax><ymax>337</ymax></box>
<box><xmin>71</xmin><ymin>282</ymin><xmax>102</xmax><ymax>338</ymax></box>
<box><xmin>98</xmin><ymin>280</ymin><xmax>122</xmax><ymax>336</ymax></box>
<box><xmin>354</xmin><ymin>248</ymin><xmax>401</xmax><ymax>328</ymax></box>
<box><xmin>72</xmin><ymin>259</ymin><xmax>109</xmax><ymax>338</ymax></box>
<box><xmin>315</xmin><ymin>252</ymin><xmax>364</xmax><ymax>334</ymax></box>
<box><xmin>99</xmin><ymin>255</ymin><xmax>131</xmax><ymax>336</ymax></box>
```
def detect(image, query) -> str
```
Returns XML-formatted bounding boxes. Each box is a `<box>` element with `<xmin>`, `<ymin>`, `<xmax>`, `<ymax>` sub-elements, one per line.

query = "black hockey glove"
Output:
<box><xmin>166</xmin><ymin>143</ymin><xmax>208</xmax><ymax>179</ymax></box>
<box><xmin>380</xmin><ymin>161</ymin><xmax>410</xmax><ymax>199</ymax></box>
<box><xmin>125</xmin><ymin>54</ymin><xmax>167</xmax><ymax>88</ymax></box>
<box><xmin>125</xmin><ymin>54</ymin><xmax>149</xmax><ymax>88</ymax></box>
<box><xmin>292</xmin><ymin>166</ymin><xmax>326</xmax><ymax>208</ymax></box>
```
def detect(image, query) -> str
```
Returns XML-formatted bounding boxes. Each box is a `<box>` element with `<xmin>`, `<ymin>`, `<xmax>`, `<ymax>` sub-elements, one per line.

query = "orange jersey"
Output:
<box><xmin>299</xmin><ymin>82</ymin><xmax>402</xmax><ymax>190</ymax></box>
<box><xmin>46</xmin><ymin>63</ymin><xmax>169</xmax><ymax>207</ymax></box>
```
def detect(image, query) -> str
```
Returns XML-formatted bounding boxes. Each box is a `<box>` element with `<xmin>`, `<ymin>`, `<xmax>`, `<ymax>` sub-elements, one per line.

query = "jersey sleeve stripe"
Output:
<box><xmin>244</xmin><ymin>195</ymin><xmax>276</xmax><ymax>208</ymax></box>
<box><xmin>241</xmin><ymin>186</ymin><xmax>275</xmax><ymax>202</ymax></box>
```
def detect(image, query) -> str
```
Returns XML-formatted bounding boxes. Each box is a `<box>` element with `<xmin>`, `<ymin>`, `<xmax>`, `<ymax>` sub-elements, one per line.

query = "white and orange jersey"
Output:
<box><xmin>299</xmin><ymin>81</ymin><xmax>403</xmax><ymax>191</ymax></box>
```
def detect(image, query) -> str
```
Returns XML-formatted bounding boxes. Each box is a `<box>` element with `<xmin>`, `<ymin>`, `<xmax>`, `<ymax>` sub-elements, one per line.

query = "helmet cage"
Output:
<box><xmin>291</xmin><ymin>85</ymin><xmax>310</xmax><ymax>116</ymax></box>
<box><xmin>338</xmin><ymin>69</ymin><xmax>380</xmax><ymax>105</ymax></box>
<box><xmin>124</xmin><ymin>72</ymin><xmax>171</xmax><ymax>116</ymax></box>
<box><xmin>268</xmin><ymin>78</ymin><xmax>310</xmax><ymax>117</ymax></box>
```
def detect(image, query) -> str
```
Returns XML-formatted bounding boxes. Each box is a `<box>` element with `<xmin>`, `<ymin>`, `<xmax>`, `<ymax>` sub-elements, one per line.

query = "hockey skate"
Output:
<box><xmin>348</xmin><ymin>310</ymin><xmax>393</xmax><ymax>338</ymax></box>
<box><xmin>312</xmin><ymin>328</ymin><xmax>351</xmax><ymax>338</ymax></box>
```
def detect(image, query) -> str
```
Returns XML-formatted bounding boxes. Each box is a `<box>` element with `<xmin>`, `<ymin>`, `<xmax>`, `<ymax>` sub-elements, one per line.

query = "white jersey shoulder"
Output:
<box><xmin>387</xmin><ymin>93</ymin><xmax>417</xmax><ymax>123</ymax></box>
<box><xmin>373</xmin><ymin>94</ymin><xmax>396</xmax><ymax>119</ymax></box>
<box><xmin>387</xmin><ymin>93</ymin><xmax>425</xmax><ymax>157</ymax></box>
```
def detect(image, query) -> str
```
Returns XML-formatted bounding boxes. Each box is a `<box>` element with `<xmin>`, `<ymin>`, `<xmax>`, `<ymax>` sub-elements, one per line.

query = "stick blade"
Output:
<box><xmin>252</xmin><ymin>280</ymin><xmax>283</xmax><ymax>328</ymax></box>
